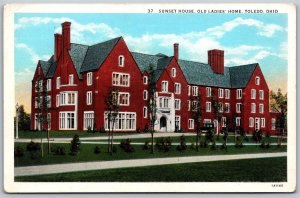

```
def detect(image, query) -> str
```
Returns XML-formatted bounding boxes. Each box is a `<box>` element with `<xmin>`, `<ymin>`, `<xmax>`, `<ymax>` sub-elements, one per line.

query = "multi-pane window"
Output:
<box><xmin>249</xmin><ymin>117</ymin><xmax>254</xmax><ymax>127</ymax></box>
<box><xmin>56</xmin><ymin>77</ymin><xmax>61</xmax><ymax>89</ymax></box>
<box><xmin>271</xmin><ymin>118</ymin><xmax>276</xmax><ymax>130</ymax></box>
<box><xmin>192</xmin><ymin>86</ymin><xmax>198</xmax><ymax>96</ymax></box>
<box><xmin>84</xmin><ymin>112</ymin><xmax>94</xmax><ymax>130</ymax></box>
<box><xmin>206</xmin><ymin>87</ymin><xmax>211</xmax><ymax>97</ymax></box>
<box><xmin>69</xmin><ymin>74</ymin><xmax>74</xmax><ymax>85</ymax></box>
<box><xmin>143</xmin><ymin>90</ymin><xmax>148</xmax><ymax>100</ymax></box>
<box><xmin>261</xmin><ymin>118</ymin><xmax>265</xmax><ymax>128</ymax></box>
<box><xmin>118</xmin><ymin>55</ymin><xmax>124</xmax><ymax>67</ymax></box>
<box><xmin>171</xmin><ymin>68</ymin><xmax>176</xmax><ymax>77</ymax></box>
<box><xmin>206</xmin><ymin>102</ymin><xmax>211</xmax><ymax>112</ymax></box>
<box><xmin>221</xmin><ymin>117</ymin><xmax>227</xmax><ymax>127</ymax></box>
<box><xmin>259</xmin><ymin>104</ymin><xmax>264</xmax><ymax>113</ymax></box>
<box><xmin>59</xmin><ymin>112</ymin><xmax>75</xmax><ymax>129</ymax></box>
<box><xmin>259</xmin><ymin>90</ymin><xmax>264</xmax><ymax>100</ymax></box>
<box><xmin>218</xmin><ymin>88</ymin><xmax>224</xmax><ymax>98</ymax></box>
<box><xmin>255</xmin><ymin>76</ymin><xmax>260</xmax><ymax>85</ymax></box>
<box><xmin>143</xmin><ymin>76</ymin><xmax>148</xmax><ymax>84</ymax></box>
<box><xmin>158</xmin><ymin>97</ymin><xmax>169</xmax><ymax>108</ymax></box>
<box><xmin>86</xmin><ymin>91</ymin><xmax>92</xmax><ymax>105</ymax></box>
<box><xmin>188</xmin><ymin>119</ymin><xmax>194</xmax><ymax>129</ymax></box>
<box><xmin>236</xmin><ymin>89</ymin><xmax>242</xmax><ymax>99</ymax></box>
<box><xmin>87</xmin><ymin>72</ymin><xmax>93</xmax><ymax>86</ymax></box>
<box><xmin>251</xmin><ymin>89</ymin><xmax>256</xmax><ymax>99</ymax></box>
<box><xmin>225</xmin><ymin>103</ymin><xmax>230</xmax><ymax>113</ymax></box>
<box><xmin>162</xmin><ymin>81</ymin><xmax>168</xmax><ymax>92</ymax></box>
<box><xmin>236</xmin><ymin>103</ymin><xmax>242</xmax><ymax>113</ymax></box>
<box><xmin>175</xmin><ymin>99</ymin><xmax>181</xmax><ymax>110</ymax></box>
<box><xmin>47</xmin><ymin>79</ymin><xmax>51</xmax><ymax>91</ymax></box>
<box><xmin>143</xmin><ymin>107</ymin><xmax>147</xmax><ymax>118</ymax></box>
<box><xmin>188</xmin><ymin>85</ymin><xmax>191</xmax><ymax>96</ymax></box>
<box><xmin>219</xmin><ymin>102</ymin><xmax>224</xmax><ymax>112</ymax></box>
<box><xmin>225</xmin><ymin>89</ymin><xmax>230</xmax><ymax>99</ymax></box>
<box><xmin>56</xmin><ymin>95</ymin><xmax>59</xmax><ymax>107</ymax></box>
<box><xmin>236</xmin><ymin>117</ymin><xmax>241</xmax><ymax>126</ymax></box>
<box><xmin>119</xmin><ymin>92</ymin><xmax>130</xmax><ymax>106</ymax></box>
<box><xmin>60</xmin><ymin>92</ymin><xmax>76</xmax><ymax>105</ymax></box>
<box><xmin>175</xmin><ymin>116</ymin><xmax>181</xmax><ymax>129</ymax></box>
<box><xmin>251</xmin><ymin>103</ymin><xmax>256</xmax><ymax>113</ymax></box>
<box><xmin>175</xmin><ymin>83</ymin><xmax>181</xmax><ymax>94</ymax></box>
<box><xmin>104</xmin><ymin>112</ymin><xmax>136</xmax><ymax>130</ymax></box>
<box><xmin>112</xmin><ymin>72</ymin><xmax>130</xmax><ymax>87</ymax></box>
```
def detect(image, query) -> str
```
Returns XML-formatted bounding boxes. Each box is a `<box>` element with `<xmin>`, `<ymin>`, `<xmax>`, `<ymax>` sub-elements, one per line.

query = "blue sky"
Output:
<box><xmin>14</xmin><ymin>13</ymin><xmax>288</xmax><ymax>112</ymax></box>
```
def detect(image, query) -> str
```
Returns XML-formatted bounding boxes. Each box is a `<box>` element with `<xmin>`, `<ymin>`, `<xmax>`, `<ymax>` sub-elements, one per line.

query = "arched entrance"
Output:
<box><xmin>160</xmin><ymin>116</ymin><xmax>167</xmax><ymax>132</ymax></box>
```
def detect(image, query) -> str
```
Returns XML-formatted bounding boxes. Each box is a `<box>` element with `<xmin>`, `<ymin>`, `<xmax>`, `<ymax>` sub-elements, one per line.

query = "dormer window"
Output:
<box><xmin>255</xmin><ymin>76</ymin><xmax>260</xmax><ymax>85</ymax></box>
<box><xmin>119</xmin><ymin>55</ymin><xmax>124</xmax><ymax>67</ymax></box>
<box><xmin>171</xmin><ymin>68</ymin><xmax>176</xmax><ymax>77</ymax></box>
<box><xmin>69</xmin><ymin>74</ymin><xmax>74</xmax><ymax>85</ymax></box>
<box><xmin>143</xmin><ymin>76</ymin><xmax>148</xmax><ymax>85</ymax></box>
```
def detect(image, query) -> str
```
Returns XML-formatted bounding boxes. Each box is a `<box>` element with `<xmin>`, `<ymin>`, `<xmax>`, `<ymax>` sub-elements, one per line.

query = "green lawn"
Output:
<box><xmin>15</xmin><ymin>157</ymin><xmax>287</xmax><ymax>182</ymax></box>
<box><xmin>15</xmin><ymin>142</ymin><xmax>287</xmax><ymax>167</ymax></box>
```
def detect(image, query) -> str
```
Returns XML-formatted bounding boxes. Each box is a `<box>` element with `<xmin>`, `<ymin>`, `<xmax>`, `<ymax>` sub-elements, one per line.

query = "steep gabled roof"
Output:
<box><xmin>81</xmin><ymin>37</ymin><xmax>121</xmax><ymax>73</ymax></box>
<box><xmin>229</xmin><ymin>63</ymin><xmax>257</xmax><ymax>88</ymax></box>
<box><xmin>69</xmin><ymin>43</ymin><xmax>89</xmax><ymax>79</ymax></box>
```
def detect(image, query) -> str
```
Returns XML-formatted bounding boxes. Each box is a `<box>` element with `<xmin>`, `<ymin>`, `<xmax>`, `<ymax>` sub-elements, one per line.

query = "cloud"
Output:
<box><xmin>15</xmin><ymin>43</ymin><xmax>51</xmax><ymax>63</ymax></box>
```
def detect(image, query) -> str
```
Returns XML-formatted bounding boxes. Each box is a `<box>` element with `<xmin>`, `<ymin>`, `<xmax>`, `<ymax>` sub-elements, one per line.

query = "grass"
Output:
<box><xmin>15</xmin><ymin>142</ymin><xmax>287</xmax><ymax>167</ymax></box>
<box><xmin>15</xmin><ymin>157</ymin><xmax>287</xmax><ymax>182</ymax></box>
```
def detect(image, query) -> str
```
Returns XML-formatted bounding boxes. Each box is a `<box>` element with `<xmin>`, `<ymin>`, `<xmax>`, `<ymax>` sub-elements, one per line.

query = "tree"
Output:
<box><xmin>190</xmin><ymin>91</ymin><xmax>203</xmax><ymax>151</ymax></box>
<box><xmin>210</xmin><ymin>91</ymin><xmax>223</xmax><ymax>134</ymax></box>
<box><xmin>16</xmin><ymin>105</ymin><xmax>31</xmax><ymax>130</ymax></box>
<box><xmin>270</xmin><ymin>89</ymin><xmax>287</xmax><ymax>134</ymax></box>
<box><xmin>105</xmin><ymin>87</ymin><xmax>120</xmax><ymax>155</ymax></box>
<box><xmin>147</xmin><ymin>64</ymin><xmax>157</xmax><ymax>154</ymax></box>
<box><xmin>70</xmin><ymin>134</ymin><xmax>80</xmax><ymax>155</ymax></box>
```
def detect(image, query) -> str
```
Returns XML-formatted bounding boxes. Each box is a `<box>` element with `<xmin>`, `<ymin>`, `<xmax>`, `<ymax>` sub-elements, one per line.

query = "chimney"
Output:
<box><xmin>208</xmin><ymin>49</ymin><xmax>224</xmax><ymax>74</ymax></box>
<box><xmin>54</xmin><ymin>33</ymin><xmax>62</xmax><ymax>61</ymax></box>
<box><xmin>174</xmin><ymin>43</ymin><xmax>179</xmax><ymax>60</ymax></box>
<box><xmin>62</xmin><ymin>22</ymin><xmax>71</xmax><ymax>50</ymax></box>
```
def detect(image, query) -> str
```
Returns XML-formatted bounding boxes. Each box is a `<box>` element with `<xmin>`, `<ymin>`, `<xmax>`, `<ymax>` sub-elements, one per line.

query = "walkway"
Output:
<box><xmin>15</xmin><ymin>152</ymin><xmax>287</xmax><ymax>177</ymax></box>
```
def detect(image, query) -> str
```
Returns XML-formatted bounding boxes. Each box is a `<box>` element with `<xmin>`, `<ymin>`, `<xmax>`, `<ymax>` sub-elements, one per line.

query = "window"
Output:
<box><xmin>56</xmin><ymin>77</ymin><xmax>61</xmax><ymax>89</ymax></box>
<box><xmin>225</xmin><ymin>89</ymin><xmax>230</xmax><ymax>99</ymax></box>
<box><xmin>259</xmin><ymin>90</ymin><xmax>264</xmax><ymax>100</ymax></box>
<box><xmin>158</xmin><ymin>97</ymin><xmax>169</xmax><ymax>108</ymax></box>
<box><xmin>35</xmin><ymin>97</ymin><xmax>38</xmax><ymax>108</ymax></box>
<box><xmin>188</xmin><ymin>100</ymin><xmax>191</xmax><ymax>111</ymax></box>
<box><xmin>119</xmin><ymin>92</ymin><xmax>130</xmax><ymax>106</ymax></box>
<box><xmin>218</xmin><ymin>88</ymin><xmax>224</xmax><ymax>98</ymax></box>
<box><xmin>237</xmin><ymin>89</ymin><xmax>242</xmax><ymax>99</ymax></box>
<box><xmin>219</xmin><ymin>102</ymin><xmax>224</xmax><ymax>113</ymax></box>
<box><xmin>34</xmin><ymin>113</ymin><xmax>41</xmax><ymax>130</ymax></box>
<box><xmin>251</xmin><ymin>89</ymin><xmax>256</xmax><ymax>99</ymax></box>
<box><xmin>251</xmin><ymin>103</ymin><xmax>256</xmax><ymax>113</ymax></box>
<box><xmin>59</xmin><ymin>112</ymin><xmax>76</xmax><ymax>129</ymax></box>
<box><xmin>143</xmin><ymin>107</ymin><xmax>147</xmax><ymax>118</ymax></box>
<box><xmin>143</xmin><ymin>76</ymin><xmax>148</xmax><ymax>84</ymax></box>
<box><xmin>206</xmin><ymin>87</ymin><xmax>211</xmax><ymax>97</ymax></box>
<box><xmin>47</xmin><ymin>113</ymin><xmax>51</xmax><ymax>129</ymax></box>
<box><xmin>56</xmin><ymin>94</ymin><xmax>59</xmax><ymax>107</ymax></box>
<box><xmin>225</xmin><ymin>103</ymin><xmax>230</xmax><ymax>113</ymax></box>
<box><xmin>188</xmin><ymin>85</ymin><xmax>191</xmax><ymax>96</ymax></box>
<box><xmin>249</xmin><ymin>117</ymin><xmax>254</xmax><ymax>127</ymax></box>
<box><xmin>255</xmin><ymin>76</ymin><xmax>260</xmax><ymax>85</ymax></box>
<box><xmin>175</xmin><ymin>116</ymin><xmax>181</xmax><ymax>129</ymax></box>
<box><xmin>259</xmin><ymin>104</ymin><xmax>264</xmax><ymax>113</ymax></box>
<box><xmin>206</xmin><ymin>102</ymin><xmax>211</xmax><ymax>112</ymax></box>
<box><xmin>192</xmin><ymin>86</ymin><xmax>198</xmax><ymax>96</ymax></box>
<box><xmin>84</xmin><ymin>112</ymin><xmax>94</xmax><ymax>130</ymax></box>
<box><xmin>261</xmin><ymin>118</ymin><xmax>265</xmax><ymax>128</ymax></box>
<box><xmin>236</xmin><ymin>103</ymin><xmax>242</xmax><ymax>113</ymax></box>
<box><xmin>46</xmin><ymin>96</ymin><xmax>51</xmax><ymax>108</ymax></box>
<box><xmin>47</xmin><ymin>79</ymin><xmax>51</xmax><ymax>91</ymax></box>
<box><xmin>69</xmin><ymin>74</ymin><xmax>74</xmax><ymax>85</ymax></box>
<box><xmin>171</xmin><ymin>68</ymin><xmax>176</xmax><ymax>77</ymax></box>
<box><xmin>271</xmin><ymin>118</ymin><xmax>276</xmax><ymax>130</ymax></box>
<box><xmin>112</xmin><ymin>72</ymin><xmax>130</xmax><ymax>87</ymax></box>
<box><xmin>221</xmin><ymin>117</ymin><xmax>226</xmax><ymax>127</ymax></box>
<box><xmin>204</xmin><ymin>119</ymin><xmax>211</xmax><ymax>124</ymax></box>
<box><xmin>175</xmin><ymin>99</ymin><xmax>181</xmax><ymax>110</ymax></box>
<box><xmin>104</xmin><ymin>112</ymin><xmax>136</xmax><ymax>131</ymax></box>
<box><xmin>192</xmin><ymin>101</ymin><xmax>198</xmax><ymax>111</ymax></box>
<box><xmin>162</xmin><ymin>81</ymin><xmax>168</xmax><ymax>92</ymax></box>
<box><xmin>118</xmin><ymin>55</ymin><xmax>124</xmax><ymax>67</ymax></box>
<box><xmin>188</xmin><ymin>119</ymin><xmax>194</xmax><ymax>129</ymax></box>
<box><xmin>236</xmin><ymin>117</ymin><xmax>241</xmax><ymax>126</ymax></box>
<box><xmin>60</xmin><ymin>92</ymin><xmax>76</xmax><ymax>105</ymax></box>
<box><xmin>87</xmin><ymin>91</ymin><xmax>92</xmax><ymax>105</ymax></box>
<box><xmin>143</xmin><ymin>90</ymin><xmax>148</xmax><ymax>100</ymax></box>
<box><xmin>175</xmin><ymin>83</ymin><xmax>181</xmax><ymax>94</ymax></box>
<box><xmin>87</xmin><ymin>72</ymin><xmax>93</xmax><ymax>86</ymax></box>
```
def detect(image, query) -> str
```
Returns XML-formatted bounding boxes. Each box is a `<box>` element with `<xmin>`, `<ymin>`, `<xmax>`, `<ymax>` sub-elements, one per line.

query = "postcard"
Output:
<box><xmin>3</xmin><ymin>3</ymin><xmax>296</xmax><ymax>193</ymax></box>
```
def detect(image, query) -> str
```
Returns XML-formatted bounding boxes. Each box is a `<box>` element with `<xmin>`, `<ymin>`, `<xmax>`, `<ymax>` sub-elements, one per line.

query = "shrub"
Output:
<box><xmin>94</xmin><ymin>146</ymin><xmax>101</xmax><ymax>154</ymax></box>
<box><xmin>70</xmin><ymin>134</ymin><xmax>80</xmax><ymax>155</ymax></box>
<box><xmin>190</xmin><ymin>142</ymin><xmax>196</xmax><ymax>150</ymax></box>
<box><xmin>155</xmin><ymin>137</ymin><xmax>172</xmax><ymax>152</ymax></box>
<box><xmin>26</xmin><ymin>141</ymin><xmax>41</xmax><ymax>152</ymax></box>
<box><xmin>143</xmin><ymin>141</ymin><xmax>150</xmax><ymax>150</ymax></box>
<box><xmin>14</xmin><ymin>146</ymin><xmax>24</xmax><ymax>157</ymax></box>
<box><xmin>176</xmin><ymin>135</ymin><xmax>187</xmax><ymax>152</ymax></box>
<box><xmin>252</xmin><ymin>130</ymin><xmax>263</xmax><ymax>143</ymax></box>
<box><xmin>143</xmin><ymin>124</ymin><xmax>150</xmax><ymax>133</ymax></box>
<box><xmin>221</xmin><ymin>143</ymin><xmax>227</xmax><ymax>151</ymax></box>
<box><xmin>120</xmin><ymin>138</ymin><xmax>135</xmax><ymax>152</ymax></box>
<box><xmin>260</xmin><ymin>141</ymin><xmax>271</xmax><ymax>149</ymax></box>
<box><xmin>200</xmin><ymin>141</ymin><xmax>208</xmax><ymax>148</ymax></box>
<box><xmin>30</xmin><ymin>151</ymin><xmax>40</xmax><ymax>159</ymax></box>
<box><xmin>136</xmin><ymin>128</ymin><xmax>141</xmax><ymax>133</ymax></box>
<box><xmin>210</xmin><ymin>142</ymin><xmax>217</xmax><ymax>150</ymax></box>
<box><xmin>54</xmin><ymin>146</ymin><xmax>66</xmax><ymax>155</ymax></box>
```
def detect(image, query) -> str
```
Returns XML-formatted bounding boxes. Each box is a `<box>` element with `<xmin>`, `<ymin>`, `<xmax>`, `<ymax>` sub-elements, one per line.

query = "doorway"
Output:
<box><xmin>160</xmin><ymin>116</ymin><xmax>167</xmax><ymax>132</ymax></box>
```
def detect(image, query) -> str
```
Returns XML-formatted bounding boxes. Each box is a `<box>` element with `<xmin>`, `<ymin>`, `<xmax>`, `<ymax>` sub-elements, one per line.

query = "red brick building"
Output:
<box><xmin>31</xmin><ymin>22</ymin><xmax>279</xmax><ymax>134</ymax></box>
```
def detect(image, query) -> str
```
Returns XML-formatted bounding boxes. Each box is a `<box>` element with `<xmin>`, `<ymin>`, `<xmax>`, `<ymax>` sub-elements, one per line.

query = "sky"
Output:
<box><xmin>14</xmin><ymin>13</ymin><xmax>288</xmax><ymax>113</ymax></box>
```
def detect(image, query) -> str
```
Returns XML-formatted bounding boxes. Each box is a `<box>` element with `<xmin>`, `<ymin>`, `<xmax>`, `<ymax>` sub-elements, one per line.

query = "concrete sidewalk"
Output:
<box><xmin>15</xmin><ymin>152</ymin><xmax>287</xmax><ymax>177</ymax></box>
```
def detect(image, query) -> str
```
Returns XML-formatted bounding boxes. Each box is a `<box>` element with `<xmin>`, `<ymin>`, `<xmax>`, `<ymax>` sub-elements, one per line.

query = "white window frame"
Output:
<box><xmin>206</xmin><ymin>102</ymin><xmax>211</xmax><ymax>112</ymax></box>
<box><xmin>192</xmin><ymin>86</ymin><xmax>198</xmax><ymax>96</ymax></box>
<box><xmin>225</xmin><ymin>103</ymin><xmax>230</xmax><ymax>113</ymax></box>
<box><xmin>271</xmin><ymin>118</ymin><xmax>276</xmax><ymax>130</ymax></box>
<box><xmin>112</xmin><ymin>72</ymin><xmax>130</xmax><ymax>87</ymax></box>
<box><xmin>143</xmin><ymin>76</ymin><xmax>148</xmax><ymax>85</ymax></box>
<box><xmin>261</xmin><ymin>118</ymin><xmax>265</xmax><ymax>128</ymax></box>
<box><xmin>59</xmin><ymin>111</ymin><xmax>77</xmax><ymax>130</ymax></box>
<box><xmin>218</xmin><ymin>88</ymin><xmax>224</xmax><ymax>98</ymax></box>
<box><xmin>158</xmin><ymin>97</ymin><xmax>169</xmax><ymax>108</ymax></box>
<box><xmin>46</xmin><ymin>95</ymin><xmax>51</xmax><ymax>108</ymax></box>
<box><xmin>118</xmin><ymin>55</ymin><xmax>125</xmax><ymax>67</ymax></box>
<box><xmin>143</xmin><ymin>107</ymin><xmax>148</xmax><ymax>118</ymax></box>
<box><xmin>47</xmin><ymin>79</ymin><xmax>51</xmax><ymax>91</ymax></box>
<box><xmin>143</xmin><ymin>90</ymin><xmax>148</xmax><ymax>100</ymax></box>
<box><xmin>118</xmin><ymin>92</ymin><xmax>130</xmax><ymax>106</ymax></box>
<box><xmin>259</xmin><ymin>90</ymin><xmax>264</xmax><ymax>100</ymax></box>
<box><xmin>56</xmin><ymin>94</ymin><xmax>60</xmax><ymax>107</ymax></box>
<box><xmin>86</xmin><ymin>91</ymin><xmax>92</xmax><ymax>105</ymax></box>
<box><xmin>56</xmin><ymin>77</ymin><xmax>61</xmax><ymax>89</ymax></box>
<box><xmin>206</xmin><ymin>87</ymin><xmax>211</xmax><ymax>97</ymax></box>
<box><xmin>84</xmin><ymin>111</ymin><xmax>94</xmax><ymax>130</ymax></box>
<box><xmin>222</xmin><ymin>117</ymin><xmax>227</xmax><ymax>127</ymax></box>
<box><xmin>188</xmin><ymin>85</ymin><xmax>191</xmax><ymax>96</ymax></box>
<box><xmin>249</xmin><ymin>117</ymin><xmax>254</xmax><ymax>127</ymax></box>
<box><xmin>69</xmin><ymin>74</ymin><xmax>74</xmax><ymax>85</ymax></box>
<box><xmin>236</xmin><ymin>89</ymin><xmax>242</xmax><ymax>99</ymax></box>
<box><xmin>104</xmin><ymin>112</ymin><xmax>136</xmax><ymax>131</ymax></box>
<box><xmin>188</xmin><ymin>100</ymin><xmax>191</xmax><ymax>111</ymax></box>
<box><xmin>175</xmin><ymin>99</ymin><xmax>181</xmax><ymax>110</ymax></box>
<box><xmin>259</xmin><ymin>104</ymin><xmax>264</xmax><ymax>113</ymax></box>
<box><xmin>87</xmin><ymin>72</ymin><xmax>93</xmax><ymax>86</ymax></box>
<box><xmin>171</xmin><ymin>68</ymin><xmax>176</xmax><ymax>77</ymax></box>
<box><xmin>255</xmin><ymin>76</ymin><xmax>260</xmax><ymax>85</ymax></box>
<box><xmin>251</xmin><ymin>103</ymin><xmax>256</xmax><ymax>113</ymax></box>
<box><xmin>188</xmin><ymin>119</ymin><xmax>194</xmax><ymax>129</ymax></box>
<box><xmin>175</xmin><ymin>83</ymin><xmax>181</xmax><ymax>94</ymax></box>
<box><xmin>175</xmin><ymin>116</ymin><xmax>181</xmax><ymax>129</ymax></box>
<box><xmin>236</xmin><ymin>103</ymin><xmax>242</xmax><ymax>113</ymax></box>
<box><xmin>219</xmin><ymin>102</ymin><xmax>224</xmax><ymax>113</ymax></box>
<box><xmin>225</xmin><ymin>89</ymin><xmax>230</xmax><ymax>99</ymax></box>
<box><xmin>251</xmin><ymin>89</ymin><xmax>256</xmax><ymax>99</ymax></box>
<box><xmin>162</xmin><ymin>81</ymin><xmax>168</xmax><ymax>92</ymax></box>
<box><xmin>236</xmin><ymin>117</ymin><xmax>241</xmax><ymax>126</ymax></box>
<box><xmin>60</xmin><ymin>92</ymin><xmax>76</xmax><ymax>106</ymax></box>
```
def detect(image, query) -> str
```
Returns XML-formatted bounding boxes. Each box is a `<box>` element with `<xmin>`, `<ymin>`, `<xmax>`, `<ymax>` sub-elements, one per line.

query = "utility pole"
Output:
<box><xmin>15</xmin><ymin>102</ymin><xmax>19</xmax><ymax>139</ymax></box>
